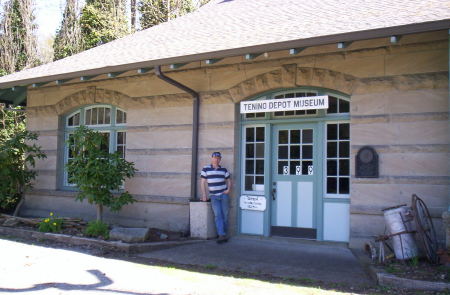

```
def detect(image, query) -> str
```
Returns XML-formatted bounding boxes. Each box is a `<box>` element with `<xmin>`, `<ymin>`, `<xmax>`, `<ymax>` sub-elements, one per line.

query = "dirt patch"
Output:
<box><xmin>0</xmin><ymin>214</ymin><xmax>185</xmax><ymax>243</ymax></box>
<box><xmin>377</xmin><ymin>258</ymin><xmax>450</xmax><ymax>283</ymax></box>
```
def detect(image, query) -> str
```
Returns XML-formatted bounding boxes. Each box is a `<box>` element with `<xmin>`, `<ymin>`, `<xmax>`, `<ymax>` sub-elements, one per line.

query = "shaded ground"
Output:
<box><xmin>1</xmin><ymin>235</ymin><xmax>449</xmax><ymax>295</ymax></box>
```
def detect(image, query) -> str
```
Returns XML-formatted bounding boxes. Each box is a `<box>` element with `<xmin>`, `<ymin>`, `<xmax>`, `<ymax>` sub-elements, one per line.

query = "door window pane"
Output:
<box><xmin>290</xmin><ymin>145</ymin><xmax>300</xmax><ymax>159</ymax></box>
<box><xmin>290</xmin><ymin>161</ymin><xmax>300</xmax><ymax>175</ymax></box>
<box><xmin>246</xmin><ymin>128</ymin><xmax>254</xmax><ymax>142</ymax></box>
<box><xmin>246</xmin><ymin>144</ymin><xmax>254</xmax><ymax>158</ymax></box>
<box><xmin>290</xmin><ymin>130</ymin><xmax>300</xmax><ymax>143</ymax></box>
<box><xmin>279</xmin><ymin>130</ymin><xmax>288</xmax><ymax>144</ymax></box>
<box><xmin>302</xmin><ymin>161</ymin><xmax>313</xmax><ymax>175</ymax></box>
<box><xmin>302</xmin><ymin>129</ymin><xmax>313</xmax><ymax>143</ymax></box>
<box><xmin>302</xmin><ymin>145</ymin><xmax>313</xmax><ymax>159</ymax></box>
<box><xmin>339</xmin><ymin>178</ymin><xmax>350</xmax><ymax>194</ymax></box>
<box><xmin>245</xmin><ymin>160</ymin><xmax>254</xmax><ymax>174</ymax></box>
<box><xmin>255</xmin><ymin>143</ymin><xmax>264</xmax><ymax>157</ymax></box>
<box><xmin>327</xmin><ymin>124</ymin><xmax>337</xmax><ymax>140</ymax></box>
<box><xmin>278</xmin><ymin>146</ymin><xmax>288</xmax><ymax>159</ymax></box>
<box><xmin>327</xmin><ymin>160</ymin><xmax>337</xmax><ymax>176</ymax></box>
<box><xmin>255</xmin><ymin>160</ymin><xmax>264</xmax><ymax>174</ymax></box>
<box><xmin>339</xmin><ymin>124</ymin><xmax>350</xmax><ymax>140</ymax></box>
<box><xmin>278</xmin><ymin>161</ymin><xmax>288</xmax><ymax>174</ymax></box>
<box><xmin>326</xmin><ymin>123</ymin><xmax>350</xmax><ymax>196</ymax></box>
<box><xmin>339</xmin><ymin>142</ymin><xmax>350</xmax><ymax>157</ymax></box>
<box><xmin>327</xmin><ymin>177</ymin><xmax>337</xmax><ymax>194</ymax></box>
<box><xmin>256</xmin><ymin>127</ymin><xmax>264</xmax><ymax>142</ymax></box>
<box><xmin>244</xmin><ymin>126</ymin><xmax>265</xmax><ymax>191</ymax></box>
<box><xmin>339</xmin><ymin>159</ymin><xmax>350</xmax><ymax>175</ymax></box>
<box><xmin>327</xmin><ymin>142</ymin><xmax>337</xmax><ymax>158</ymax></box>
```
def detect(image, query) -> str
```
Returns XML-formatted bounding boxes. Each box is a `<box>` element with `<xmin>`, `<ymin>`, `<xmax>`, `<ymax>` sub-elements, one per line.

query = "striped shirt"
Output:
<box><xmin>201</xmin><ymin>165</ymin><xmax>230</xmax><ymax>196</ymax></box>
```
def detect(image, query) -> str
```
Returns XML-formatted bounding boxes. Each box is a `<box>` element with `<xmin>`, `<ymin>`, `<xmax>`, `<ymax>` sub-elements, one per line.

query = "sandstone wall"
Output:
<box><xmin>23</xmin><ymin>30</ymin><xmax>448</xmax><ymax>241</ymax></box>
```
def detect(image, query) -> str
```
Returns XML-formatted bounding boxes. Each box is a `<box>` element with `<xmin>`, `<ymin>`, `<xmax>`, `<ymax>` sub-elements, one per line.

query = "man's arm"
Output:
<box><xmin>223</xmin><ymin>178</ymin><xmax>232</xmax><ymax>195</ymax></box>
<box><xmin>201</xmin><ymin>178</ymin><xmax>208</xmax><ymax>201</ymax></box>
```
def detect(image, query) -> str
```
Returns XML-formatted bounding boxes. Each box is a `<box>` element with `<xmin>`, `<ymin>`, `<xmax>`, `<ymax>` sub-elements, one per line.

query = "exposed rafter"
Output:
<box><xmin>137</xmin><ymin>67</ymin><xmax>153</xmax><ymax>74</ymax></box>
<box><xmin>107</xmin><ymin>71</ymin><xmax>126</xmax><ymax>78</ymax></box>
<box><xmin>245</xmin><ymin>53</ymin><xmax>261</xmax><ymax>60</ymax></box>
<box><xmin>337</xmin><ymin>42</ymin><xmax>352</xmax><ymax>49</ymax></box>
<box><xmin>56</xmin><ymin>79</ymin><xmax>70</xmax><ymax>85</ymax></box>
<box><xmin>169</xmin><ymin>63</ymin><xmax>187</xmax><ymax>69</ymax></box>
<box><xmin>289</xmin><ymin>48</ymin><xmax>305</xmax><ymax>55</ymax></box>
<box><xmin>80</xmin><ymin>75</ymin><xmax>98</xmax><ymax>81</ymax></box>
<box><xmin>205</xmin><ymin>59</ymin><xmax>222</xmax><ymax>65</ymax></box>
<box><xmin>32</xmin><ymin>82</ymin><xmax>47</xmax><ymax>88</ymax></box>
<box><xmin>390</xmin><ymin>35</ymin><xmax>401</xmax><ymax>43</ymax></box>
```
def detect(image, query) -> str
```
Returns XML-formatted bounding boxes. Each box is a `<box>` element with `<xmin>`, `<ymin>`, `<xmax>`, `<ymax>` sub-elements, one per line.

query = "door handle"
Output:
<box><xmin>272</xmin><ymin>188</ymin><xmax>276</xmax><ymax>200</ymax></box>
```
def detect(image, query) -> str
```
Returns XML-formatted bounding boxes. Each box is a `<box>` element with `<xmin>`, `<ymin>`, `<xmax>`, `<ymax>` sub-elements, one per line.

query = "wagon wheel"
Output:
<box><xmin>412</xmin><ymin>194</ymin><xmax>439</xmax><ymax>264</ymax></box>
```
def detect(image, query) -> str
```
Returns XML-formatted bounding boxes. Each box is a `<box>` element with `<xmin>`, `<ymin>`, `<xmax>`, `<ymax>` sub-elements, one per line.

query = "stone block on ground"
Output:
<box><xmin>189</xmin><ymin>201</ymin><xmax>217</xmax><ymax>239</ymax></box>
<box><xmin>109</xmin><ymin>227</ymin><xmax>150</xmax><ymax>243</ymax></box>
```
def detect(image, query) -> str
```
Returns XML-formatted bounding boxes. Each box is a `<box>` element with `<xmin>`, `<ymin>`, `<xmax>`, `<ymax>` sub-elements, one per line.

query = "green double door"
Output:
<box><xmin>270</xmin><ymin>123</ymin><xmax>322</xmax><ymax>239</ymax></box>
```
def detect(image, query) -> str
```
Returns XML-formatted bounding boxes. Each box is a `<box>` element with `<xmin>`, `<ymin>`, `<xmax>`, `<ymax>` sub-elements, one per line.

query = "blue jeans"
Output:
<box><xmin>210</xmin><ymin>194</ymin><xmax>229</xmax><ymax>236</ymax></box>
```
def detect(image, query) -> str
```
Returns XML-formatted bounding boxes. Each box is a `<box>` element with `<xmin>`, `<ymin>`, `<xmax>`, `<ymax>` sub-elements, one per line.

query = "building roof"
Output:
<box><xmin>0</xmin><ymin>0</ymin><xmax>449</xmax><ymax>89</ymax></box>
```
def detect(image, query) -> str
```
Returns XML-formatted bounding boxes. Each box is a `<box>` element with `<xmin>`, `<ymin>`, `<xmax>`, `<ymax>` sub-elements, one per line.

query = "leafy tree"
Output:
<box><xmin>79</xmin><ymin>0</ymin><xmax>129</xmax><ymax>50</ymax></box>
<box><xmin>66</xmin><ymin>126</ymin><xmax>137</xmax><ymax>221</ymax></box>
<box><xmin>0</xmin><ymin>0</ymin><xmax>39</xmax><ymax>74</ymax></box>
<box><xmin>0</xmin><ymin>106</ymin><xmax>46</xmax><ymax>214</ymax></box>
<box><xmin>53</xmin><ymin>0</ymin><xmax>83</xmax><ymax>60</ymax></box>
<box><xmin>138</xmin><ymin>0</ymin><xmax>194</xmax><ymax>29</ymax></box>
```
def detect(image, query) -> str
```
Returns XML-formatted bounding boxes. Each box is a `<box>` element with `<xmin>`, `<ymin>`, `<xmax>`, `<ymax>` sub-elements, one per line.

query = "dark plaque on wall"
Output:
<box><xmin>356</xmin><ymin>146</ymin><xmax>379</xmax><ymax>178</ymax></box>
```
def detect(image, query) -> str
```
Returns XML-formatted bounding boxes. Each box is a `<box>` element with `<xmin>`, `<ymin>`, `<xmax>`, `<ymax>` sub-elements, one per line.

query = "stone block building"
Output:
<box><xmin>0</xmin><ymin>0</ymin><xmax>448</xmax><ymax>248</ymax></box>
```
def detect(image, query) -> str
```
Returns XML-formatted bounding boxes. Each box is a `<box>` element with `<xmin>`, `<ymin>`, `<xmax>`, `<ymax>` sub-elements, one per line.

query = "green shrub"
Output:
<box><xmin>66</xmin><ymin>126</ymin><xmax>137</xmax><ymax>221</ymax></box>
<box><xmin>85</xmin><ymin>220</ymin><xmax>110</xmax><ymax>239</ymax></box>
<box><xmin>0</xmin><ymin>106</ymin><xmax>46</xmax><ymax>213</ymax></box>
<box><xmin>38</xmin><ymin>212</ymin><xmax>63</xmax><ymax>233</ymax></box>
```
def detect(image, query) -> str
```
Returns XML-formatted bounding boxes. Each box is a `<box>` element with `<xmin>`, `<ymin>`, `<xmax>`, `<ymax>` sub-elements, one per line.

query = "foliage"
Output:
<box><xmin>138</xmin><ymin>0</ymin><xmax>194</xmax><ymax>29</ymax></box>
<box><xmin>38</xmin><ymin>212</ymin><xmax>63</xmax><ymax>233</ymax></box>
<box><xmin>79</xmin><ymin>0</ymin><xmax>129</xmax><ymax>50</ymax></box>
<box><xmin>53</xmin><ymin>0</ymin><xmax>83</xmax><ymax>61</ymax></box>
<box><xmin>66</xmin><ymin>126</ymin><xmax>137</xmax><ymax>221</ymax></box>
<box><xmin>85</xmin><ymin>220</ymin><xmax>109</xmax><ymax>239</ymax></box>
<box><xmin>0</xmin><ymin>0</ymin><xmax>39</xmax><ymax>74</ymax></box>
<box><xmin>0</xmin><ymin>106</ymin><xmax>46</xmax><ymax>212</ymax></box>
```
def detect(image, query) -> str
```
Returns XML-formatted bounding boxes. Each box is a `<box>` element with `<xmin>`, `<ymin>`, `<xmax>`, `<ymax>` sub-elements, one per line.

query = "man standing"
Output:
<box><xmin>200</xmin><ymin>152</ymin><xmax>232</xmax><ymax>243</ymax></box>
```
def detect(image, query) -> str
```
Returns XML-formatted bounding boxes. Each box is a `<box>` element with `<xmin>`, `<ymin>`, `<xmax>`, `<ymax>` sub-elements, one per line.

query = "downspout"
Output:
<box><xmin>154</xmin><ymin>66</ymin><xmax>200</xmax><ymax>201</ymax></box>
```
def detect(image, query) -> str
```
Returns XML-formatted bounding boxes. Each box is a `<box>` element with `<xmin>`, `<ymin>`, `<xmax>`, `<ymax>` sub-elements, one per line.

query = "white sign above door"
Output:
<box><xmin>240</xmin><ymin>95</ymin><xmax>329</xmax><ymax>114</ymax></box>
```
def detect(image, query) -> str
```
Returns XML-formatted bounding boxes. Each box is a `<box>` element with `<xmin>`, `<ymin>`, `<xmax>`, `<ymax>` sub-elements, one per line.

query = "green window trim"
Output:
<box><xmin>62</xmin><ymin>104</ymin><xmax>127</xmax><ymax>188</ymax></box>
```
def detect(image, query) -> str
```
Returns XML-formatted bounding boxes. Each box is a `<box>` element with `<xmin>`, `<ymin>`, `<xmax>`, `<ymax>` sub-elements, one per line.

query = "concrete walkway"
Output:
<box><xmin>137</xmin><ymin>236</ymin><xmax>374</xmax><ymax>286</ymax></box>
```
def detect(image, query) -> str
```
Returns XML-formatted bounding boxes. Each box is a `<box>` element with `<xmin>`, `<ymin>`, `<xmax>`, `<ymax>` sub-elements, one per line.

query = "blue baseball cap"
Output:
<box><xmin>211</xmin><ymin>152</ymin><xmax>222</xmax><ymax>158</ymax></box>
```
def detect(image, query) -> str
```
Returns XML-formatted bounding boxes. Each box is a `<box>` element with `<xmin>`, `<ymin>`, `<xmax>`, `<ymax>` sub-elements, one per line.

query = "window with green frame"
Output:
<box><xmin>63</xmin><ymin>104</ymin><xmax>127</xmax><ymax>187</ymax></box>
